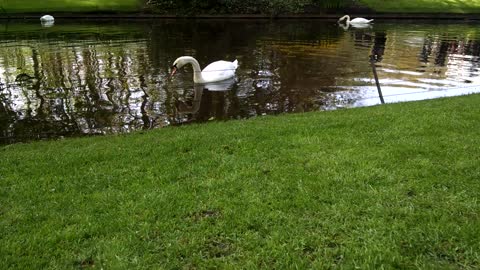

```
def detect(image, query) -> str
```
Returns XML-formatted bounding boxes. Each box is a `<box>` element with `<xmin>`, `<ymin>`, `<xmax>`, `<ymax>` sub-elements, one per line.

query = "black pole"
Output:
<box><xmin>370</xmin><ymin>57</ymin><xmax>385</xmax><ymax>104</ymax></box>
<box><xmin>370</xmin><ymin>31</ymin><xmax>387</xmax><ymax>105</ymax></box>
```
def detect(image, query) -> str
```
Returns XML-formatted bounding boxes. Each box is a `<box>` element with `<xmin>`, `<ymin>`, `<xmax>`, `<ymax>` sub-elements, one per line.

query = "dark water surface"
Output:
<box><xmin>1</xmin><ymin>19</ymin><xmax>480</xmax><ymax>144</ymax></box>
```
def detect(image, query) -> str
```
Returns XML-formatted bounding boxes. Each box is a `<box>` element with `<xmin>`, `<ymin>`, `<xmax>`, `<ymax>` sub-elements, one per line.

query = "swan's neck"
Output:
<box><xmin>340</xmin><ymin>15</ymin><xmax>350</xmax><ymax>23</ymax></box>
<box><xmin>185</xmin><ymin>58</ymin><xmax>205</xmax><ymax>83</ymax></box>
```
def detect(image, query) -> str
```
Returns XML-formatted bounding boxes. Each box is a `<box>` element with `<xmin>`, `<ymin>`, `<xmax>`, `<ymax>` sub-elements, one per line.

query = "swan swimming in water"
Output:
<box><xmin>40</xmin><ymin>15</ymin><xmax>55</xmax><ymax>22</ymax></box>
<box><xmin>338</xmin><ymin>15</ymin><xmax>373</xmax><ymax>25</ymax></box>
<box><xmin>40</xmin><ymin>15</ymin><xmax>55</xmax><ymax>27</ymax></box>
<box><xmin>339</xmin><ymin>22</ymin><xmax>372</xmax><ymax>30</ymax></box>
<box><xmin>170</xmin><ymin>56</ymin><xmax>238</xmax><ymax>84</ymax></box>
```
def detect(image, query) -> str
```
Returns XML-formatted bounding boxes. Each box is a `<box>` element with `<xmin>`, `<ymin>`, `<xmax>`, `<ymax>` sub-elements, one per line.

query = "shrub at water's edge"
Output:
<box><xmin>145</xmin><ymin>0</ymin><xmax>480</xmax><ymax>14</ymax></box>
<box><xmin>146</xmin><ymin>0</ymin><xmax>358</xmax><ymax>15</ymax></box>
<box><xmin>360</xmin><ymin>0</ymin><xmax>480</xmax><ymax>13</ymax></box>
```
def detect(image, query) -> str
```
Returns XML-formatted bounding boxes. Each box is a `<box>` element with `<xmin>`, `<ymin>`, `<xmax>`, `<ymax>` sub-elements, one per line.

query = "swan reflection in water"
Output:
<box><xmin>175</xmin><ymin>77</ymin><xmax>237</xmax><ymax>115</ymax></box>
<box><xmin>41</xmin><ymin>21</ymin><xmax>55</xmax><ymax>28</ymax></box>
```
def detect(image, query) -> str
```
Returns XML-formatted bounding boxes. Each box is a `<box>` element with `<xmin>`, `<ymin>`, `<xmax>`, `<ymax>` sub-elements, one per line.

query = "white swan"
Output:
<box><xmin>339</xmin><ymin>22</ymin><xmax>372</xmax><ymax>30</ymax></box>
<box><xmin>40</xmin><ymin>15</ymin><xmax>55</xmax><ymax>22</ymax></box>
<box><xmin>338</xmin><ymin>15</ymin><xmax>373</xmax><ymax>24</ymax></box>
<box><xmin>170</xmin><ymin>56</ymin><xmax>238</xmax><ymax>84</ymax></box>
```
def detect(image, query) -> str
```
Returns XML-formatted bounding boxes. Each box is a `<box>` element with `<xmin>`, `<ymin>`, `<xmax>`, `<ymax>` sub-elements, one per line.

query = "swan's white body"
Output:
<box><xmin>40</xmin><ymin>15</ymin><xmax>55</xmax><ymax>22</ymax></box>
<box><xmin>171</xmin><ymin>56</ymin><xmax>238</xmax><ymax>84</ymax></box>
<box><xmin>338</xmin><ymin>15</ymin><xmax>373</xmax><ymax>24</ymax></box>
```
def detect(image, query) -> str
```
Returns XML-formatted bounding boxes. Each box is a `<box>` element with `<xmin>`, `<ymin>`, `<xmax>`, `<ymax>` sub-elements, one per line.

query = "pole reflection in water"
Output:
<box><xmin>2</xmin><ymin>20</ymin><xmax>480</xmax><ymax>144</ymax></box>
<box><xmin>370</xmin><ymin>31</ymin><xmax>387</xmax><ymax>104</ymax></box>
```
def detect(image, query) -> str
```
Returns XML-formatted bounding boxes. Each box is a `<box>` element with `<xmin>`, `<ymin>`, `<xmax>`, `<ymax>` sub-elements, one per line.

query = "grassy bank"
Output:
<box><xmin>146</xmin><ymin>0</ymin><xmax>480</xmax><ymax>15</ymax></box>
<box><xmin>0</xmin><ymin>0</ymin><xmax>140</xmax><ymax>13</ymax></box>
<box><xmin>361</xmin><ymin>0</ymin><xmax>480</xmax><ymax>13</ymax></box>
<box><xmin>1</xmin><ymin>95</ymin><xmax>480</xmax><ymax>269</ymax></box>
<box><xmin>2</xmin><ymin>0</ymin><xmax>480</xmax><ymax>14</ymax></box>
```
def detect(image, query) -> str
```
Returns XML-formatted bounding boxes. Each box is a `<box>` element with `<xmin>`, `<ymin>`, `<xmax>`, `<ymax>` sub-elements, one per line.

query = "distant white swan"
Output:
<box><xmin>40</xmin><ymin>15</ymin><xmax>55</xmax><ymax>22</ymax></box>
<box><xmin>338</xmin><ymin>15</ymin><xmax>373</xmax><ymax>24</ymax></box>
<box><xmin>170</xmin><ymin>56</ymin><xmax>238</xmax><ymax>84</ymax></box>
<box><xmin>339</xmin><ymin>22</ymin><xmax>372</xmax><ymax>30</ymax></box>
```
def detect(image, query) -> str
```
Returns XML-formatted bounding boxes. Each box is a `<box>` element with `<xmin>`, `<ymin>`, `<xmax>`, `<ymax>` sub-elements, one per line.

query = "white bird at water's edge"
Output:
<box><xmin>338</xmin><ymin>15</ymin><xmax>373</xmax><ymax>24</ymax></box>
<box><xmin>40</xmin><ymin>15</ymin><xmax>55</xmax><ymax>22</ymax></box>
<box><xmin>170</xmin><ymin>56</ymin><xmax>238</xmax><ymax>84</ymax></box>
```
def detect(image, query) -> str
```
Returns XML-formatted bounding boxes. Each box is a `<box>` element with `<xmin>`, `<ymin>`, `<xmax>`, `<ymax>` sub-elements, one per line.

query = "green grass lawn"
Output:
<box><xmin>0</xmin><ymin>0</ymin><xmax>141</xmax><ymax>13</ymax></box>
<box><xmin>361</xmin><ymin>0</ymin><xmax>480</xmax><ymax>13</ymax></box>
<box><xmin>2</xmin><ymin>0</ymin><xmax>480</xmax><ymax>14</ymax></box>
<box><xmin>1</xmin><ymin>95</ymin><xmax>479</xmax><ymax>269</ymax></box>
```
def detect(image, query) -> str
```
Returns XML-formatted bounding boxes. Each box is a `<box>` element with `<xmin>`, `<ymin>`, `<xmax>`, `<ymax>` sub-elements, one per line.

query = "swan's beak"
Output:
<box><xmin>169</xmin><ymin>66</ymin><xmax>177</xmax><ymax>78</ymax></box>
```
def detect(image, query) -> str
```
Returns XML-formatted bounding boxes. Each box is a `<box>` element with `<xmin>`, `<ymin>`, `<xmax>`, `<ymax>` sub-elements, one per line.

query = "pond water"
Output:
<box><xmin>1</xmin><ymin>19</ymin><xmax>480</xmax><ymax>144</ymax></box>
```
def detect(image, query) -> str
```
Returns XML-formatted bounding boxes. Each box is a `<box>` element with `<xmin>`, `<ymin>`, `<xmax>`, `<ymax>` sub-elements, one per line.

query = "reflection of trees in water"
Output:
<box><xmin>332</xmin><ymin>28</ymin><xmax>480</xmax><ymax>104</ymax></box>
<box><xmin>434</xmin><ymin>41</ymin><xmax>450</xmax><ymax>67</ymax></box>
<box><xmin>415</xmin><ymin>34</ymin><xmax>480</xmax><ymax>85</ymax></box>
<box><xmin>0</xmin><ymin>84</ymin><xmax>13</xmax><ymax>141</ymax></box>
<box><xmin>1</xmin><ymin>21</ymin><xmax>351</xmax><ymax>144</ymax></box>
<box><xmin>150</xmin><ymin>20</ymin><xmax>345</xmax><ymax>117</ymax></box>
<box><xmin>419</xmin><ymin>37</ymin><xmax>434</xmax><ymax>64</ymax></box>
<box><xmin>246</xmin><ymin>23</ymin><xmax>345</xmax><ymax>114</ymax></box>
<box><xmin>1</xmin><ymin>47</ymin><xmax>81</xmax><ymax>143</ymax></box>
<box><xmin>0</xmin><ymin>38</ymin><xmax>163</xmax><ymax>143</ymax></box>
<box><xmin>371</xmin><ymin>32</ymin><xmax>387</xmax><ymax>63</ymax></box>
<box><xmin>464</xmin><ymin>40</ymin><xmax>480</xmax><ymax>76</ymax></box>
<box><xmin>2</xmin><ymin>21</ymin><xmax>480</xmax><ymax>143</ymax></box>
<box><xmin>420</xmin><ymin>35</ymin><xmax>480</xmax><ymax>68</ymax></box>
